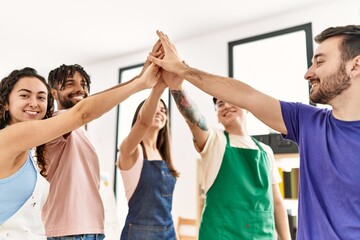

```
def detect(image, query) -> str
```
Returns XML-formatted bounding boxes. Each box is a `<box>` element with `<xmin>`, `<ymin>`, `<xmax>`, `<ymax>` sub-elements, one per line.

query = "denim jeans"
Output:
<box><xmin>47</xmin><ymin>234</ymin><xmax>105</xmax><ymax>240</ymax></box>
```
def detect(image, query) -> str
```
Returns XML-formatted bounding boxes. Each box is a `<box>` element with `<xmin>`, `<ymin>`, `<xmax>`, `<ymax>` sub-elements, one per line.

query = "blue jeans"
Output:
<box><xmin>47</xmin><ymin>234</ymin><xmax>105</xmax><ymax>240</ymax></box>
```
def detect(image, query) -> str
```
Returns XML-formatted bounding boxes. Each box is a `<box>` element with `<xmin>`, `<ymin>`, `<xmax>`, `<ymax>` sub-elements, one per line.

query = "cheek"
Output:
<box><xmin>40</xmin><ymin>102</ymin><xmax>48</xmax><ymax>112</ymax></box>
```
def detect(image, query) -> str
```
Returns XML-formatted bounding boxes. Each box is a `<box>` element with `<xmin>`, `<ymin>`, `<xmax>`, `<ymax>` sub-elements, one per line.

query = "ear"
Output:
<box><xmin>350</xmin><ymin>55</ymin><xmax>360</xmax><ymax>74</ymax></box>
<box><xmin>4</xmin><ymin>103</ymin><xmax>9</xmax><ymax>111</ymax></box>
<box><xmin>51</xmin><ymin>88</ymin><xmax>58</xmax><ymax>100</ymax></box>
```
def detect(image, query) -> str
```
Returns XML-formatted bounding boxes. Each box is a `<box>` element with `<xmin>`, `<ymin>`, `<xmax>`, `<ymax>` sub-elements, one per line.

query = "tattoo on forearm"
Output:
<box><xmin>171</xmin><ymin>89</ymin><xmax>208</xmax><ymax>131</ymax></box>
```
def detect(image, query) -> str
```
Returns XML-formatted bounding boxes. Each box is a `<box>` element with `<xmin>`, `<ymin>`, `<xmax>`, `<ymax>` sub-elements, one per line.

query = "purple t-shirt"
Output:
<box><xmin>280</xmin><ymin>101</ymin><xmax>360</xmax><ymax>240</ymax></box>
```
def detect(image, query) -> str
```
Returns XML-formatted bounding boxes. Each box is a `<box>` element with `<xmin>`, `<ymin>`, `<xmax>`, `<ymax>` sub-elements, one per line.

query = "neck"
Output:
<box><xmin>224</xmin><ymin>121</ymin><xmax>247</xmax><ymax>136</ymax></box>
<box><xmin>143</xmin><ymin>129</ymin><xmax>159</xmax><ymax>148</ymax></box>
<box><xmin>330</xmin><ymin>86</ymin><xmax>360</xmax><ymax>121</ymax></box>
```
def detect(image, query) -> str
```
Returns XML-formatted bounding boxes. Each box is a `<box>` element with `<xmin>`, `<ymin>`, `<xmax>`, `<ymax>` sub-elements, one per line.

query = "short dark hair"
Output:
<box><xmin>212</xmin><ymin>97</ymin><xmax>217</xmax><ymax>105</ymax></box>
<box><xmin>315</xmin><ymin>25</ymin><xmax>360</xmax><ymax>62</ymax></box>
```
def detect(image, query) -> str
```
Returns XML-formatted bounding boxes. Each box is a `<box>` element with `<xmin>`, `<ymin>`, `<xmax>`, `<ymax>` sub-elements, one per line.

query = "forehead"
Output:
<box><xmin>12</xmin><ymin>77</ymin><xmax>48</xmax><ymax>93</ymax></box>
<box><xmin>314</xmin><ymin>36</ymin><xmax>342</xmax><ymax>58</ymax></box>
<box><xmin>66</xmin><ymin>71</ymin><xmax>84</xmax><ymax>81</ymax></box>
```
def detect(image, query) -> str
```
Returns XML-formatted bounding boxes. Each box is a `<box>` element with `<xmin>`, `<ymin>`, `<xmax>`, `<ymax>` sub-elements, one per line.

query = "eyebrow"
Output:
<box><xmin>17</xmin><ymin>89</ymin><xmax>47</xmax><ymax>95</ymax></box>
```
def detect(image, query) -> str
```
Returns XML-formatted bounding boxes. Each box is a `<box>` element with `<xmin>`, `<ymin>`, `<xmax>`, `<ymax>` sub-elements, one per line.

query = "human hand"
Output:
<box><xmin>147</xmin><ymin>31</ymin><xmax>184</xmax><ymax>75</ymax></box>
<box><xmin>139</xmin><ymin>63</ymin><xmax>162</xmax><ymax>89</ymax></box>
<box><xmin>162</xmin><ymin>69</ymin><xmax>183</xmax><ymax>90</ymax></box>
<box><xmin>139</xmin><ymin>39</ymin><xmax>163</xmax><ymax>78</ymax></box>
<box><xmin>153</xmin><ymin>78</ymin><xmax>167</xmax><ymax>92</ymax></box>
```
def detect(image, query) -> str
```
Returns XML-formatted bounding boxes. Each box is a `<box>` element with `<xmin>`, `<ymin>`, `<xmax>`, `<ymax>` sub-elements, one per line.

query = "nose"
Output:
<box><xmin>28</xmin><ymin>96</ymin><xmax>38</xmax><ymax>108</ymax></box>
<box><xmin>304</xmin><ymin>64</ymin><xmax>316</xmax><ymax>81</ymax></box>
<box><xmin>223</xmin><ymin>102</ymin><xmax>232</xmax><ymax>109</ymax></box>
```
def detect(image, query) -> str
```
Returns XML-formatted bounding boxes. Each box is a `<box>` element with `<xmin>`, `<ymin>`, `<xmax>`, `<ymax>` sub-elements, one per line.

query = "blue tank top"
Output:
<box><xmin>0</xmin><ymin>151</ymin><xmax>36</xmax><ymax>224</ymax></box>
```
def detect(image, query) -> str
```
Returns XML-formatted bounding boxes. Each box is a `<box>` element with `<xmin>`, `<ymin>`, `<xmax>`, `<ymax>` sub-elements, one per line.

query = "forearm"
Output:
<box><xmin>139</xmin><ymin>85</ymin><xmax>165</xmax><ymax>126</ymax></box>
<box><xmin>72</xmin><ymin>78</ymin><xmax>145</xmax><ymax>125</ymax></box>
<box><xmin>170</xmin><ymin>87</ymin><xmax>208</xmax><ymax>131</ymax></box>
<box><xmin>180</xmin><ymin>65</ymin><xmax>253</xmax><ymax>108</ymax></box>
<box><xmin>274</xmin><ymin>192</ymin><xmax>292</xmax><ymax>240</ymax></box>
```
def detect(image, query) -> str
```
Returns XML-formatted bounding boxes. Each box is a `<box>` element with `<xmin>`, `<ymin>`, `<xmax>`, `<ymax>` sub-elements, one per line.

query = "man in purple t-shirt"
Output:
<box><xmin>148</xmin><ymin>25</ymin><xmax>360</xmax><ymax>239</ymax></box>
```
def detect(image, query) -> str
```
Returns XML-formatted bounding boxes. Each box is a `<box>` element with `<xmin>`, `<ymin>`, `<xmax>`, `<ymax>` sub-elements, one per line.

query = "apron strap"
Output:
<box><xmin>251</xmin><ymin>136</ymin><xmax>265</xmax><ymax>152</ymax></box>
<box><xmin>224</xmin><ymin>131</ymin><xmax>230</xmax><ymax>145</ymax></box>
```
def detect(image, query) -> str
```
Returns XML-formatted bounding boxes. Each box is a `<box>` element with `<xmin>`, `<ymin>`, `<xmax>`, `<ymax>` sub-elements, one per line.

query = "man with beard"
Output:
<box><xmin>148</xmin><ymin>25</ymin><xmax>360</xmax><ymax>240</ymax></box>
<box><xmin>42</xmin><ymin>64</ymin><xmax>105</xmax><ymax>240</ymax></box>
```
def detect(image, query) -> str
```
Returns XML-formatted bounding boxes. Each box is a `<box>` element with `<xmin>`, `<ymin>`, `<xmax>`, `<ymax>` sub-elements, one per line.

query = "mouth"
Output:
<box><xmin>24</xmin><ymin>110</ymin><xmax>39</xmax><ymax>116</ymax></box>
<box><xmin>223</xmin><ymin>110</ymin><xmax>236</xmax><ymax>117</ymax></box>
<box><xmin>310</xmin><ymin>81</ymin><xmax>320</xmax><ymax>91</ymax></box>
<box><xmin>70</xmin><ymin>94</ymin><xmax>85</xmax><ymax>101</ymax></box>
<box><xmin>154</xmin><ymin>116</ymin><xmax>163</xmax><ymax>121</ymax></box>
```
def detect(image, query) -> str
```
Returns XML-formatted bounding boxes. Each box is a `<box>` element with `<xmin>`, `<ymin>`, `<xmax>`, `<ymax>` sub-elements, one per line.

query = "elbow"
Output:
<box><xmin>137</xmin><ymin>114</ymin><xmax>152</xmax><ymax>128</ymax></box>
<box><xmin>74</xmin><ymin>101</ymin><xmax>94</xmax><ymax>125</ymax></box>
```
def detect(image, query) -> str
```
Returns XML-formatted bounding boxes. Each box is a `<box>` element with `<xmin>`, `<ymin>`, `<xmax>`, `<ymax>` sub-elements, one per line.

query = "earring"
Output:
<box><xmin>350</xmin><ymin>74</ymin><xmax>353</xmax><ymax>78</ymax></box>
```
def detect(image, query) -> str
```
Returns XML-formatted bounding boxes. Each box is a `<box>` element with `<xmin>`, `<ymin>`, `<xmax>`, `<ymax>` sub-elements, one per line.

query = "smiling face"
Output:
<box><xmin>51</xmin><ymin>71</ymin><xmax>89</xmax><ymax>110</ymax></box>
<box><xmin>5</xmin><ymin>77</ymin><xmax>48</xmax><ymax>125</ymax></box>
<box><xmin>305</xmin><ymin>36</ymin><xmax>352</xmax><ymax>104</ymax></box>
<box><xmin>215</xmin><ymin>99</ymin><xmax>246</xmax><ymax>127</ymax></box>
<box><xmin>152</xmin><ymin>100</ymin><xmax>168</xmax><ymax>130</ymax></box>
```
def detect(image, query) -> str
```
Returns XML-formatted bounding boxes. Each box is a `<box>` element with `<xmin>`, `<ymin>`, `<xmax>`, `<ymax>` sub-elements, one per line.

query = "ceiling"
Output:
<box><xmin>1</xmin><ymin>0</ymin><xmax>338</xmax><ymax>77</ymax></box>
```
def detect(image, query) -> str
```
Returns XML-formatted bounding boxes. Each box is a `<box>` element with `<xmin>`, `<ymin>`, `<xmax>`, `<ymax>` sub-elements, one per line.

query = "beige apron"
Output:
<box><xmin>0</xmin><ymin>157</ymin><xmax>49</xmax><ymax>240</ymax></box>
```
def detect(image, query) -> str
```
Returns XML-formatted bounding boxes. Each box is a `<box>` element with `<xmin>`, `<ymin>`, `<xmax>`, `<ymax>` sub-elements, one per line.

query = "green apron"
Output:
<box><xmin>199</xmin><ymin>131</ymin><xmax>275</xmax><ymax>240</ymax></box>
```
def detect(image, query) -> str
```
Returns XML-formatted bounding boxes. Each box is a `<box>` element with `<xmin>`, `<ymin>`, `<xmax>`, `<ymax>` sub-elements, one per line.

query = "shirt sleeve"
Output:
<box><xmin>260</xmin><ymin>143</ymin><xmax>282</xmax><ymax>184</ymax></box>
<box><xmin>199</xmin><ymin>128</ymin><xmax>226</xmax><ymax>194</ymax></box>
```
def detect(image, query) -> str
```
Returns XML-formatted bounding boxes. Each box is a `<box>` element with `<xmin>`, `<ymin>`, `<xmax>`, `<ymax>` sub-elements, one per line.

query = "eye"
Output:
<box><xmin>81</xmin><ymin>81</ymin><xmax>88</xmax><ymax>89</ymax></box>
<box><xmin>38</xmin><ymin>96</ymin><xmax>47</xmax><ymax>101</ymax></box>
<box><xmin>316</xmin><ymin>61</ymin><xmax>323</xmax><ymax>67</ymax></box>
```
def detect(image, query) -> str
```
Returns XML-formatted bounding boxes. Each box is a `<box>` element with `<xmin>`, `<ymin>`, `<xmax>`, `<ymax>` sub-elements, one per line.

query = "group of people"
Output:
<box><xmin>0</xmin><ymin>24</ymin><xmax>359</xmax><ymax>240</ymax></box>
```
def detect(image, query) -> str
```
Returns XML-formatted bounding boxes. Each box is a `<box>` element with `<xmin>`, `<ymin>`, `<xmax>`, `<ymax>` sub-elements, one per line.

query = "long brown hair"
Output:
<box><xmin>0</xmin><ymin>67</ymin><xmax>54</xmax><ymax>177</ymax></box>
<box><xmin>131</xmin><ymin>99</ymin><xmax>179</xmax><ymax>178</ymax></box>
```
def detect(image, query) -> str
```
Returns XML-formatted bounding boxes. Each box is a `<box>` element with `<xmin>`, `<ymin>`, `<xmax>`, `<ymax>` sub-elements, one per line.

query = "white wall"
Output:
<box><xmin>85</xmin><ymin>0</ymin><xmax>360</xmax><ymax>231</ymax></box>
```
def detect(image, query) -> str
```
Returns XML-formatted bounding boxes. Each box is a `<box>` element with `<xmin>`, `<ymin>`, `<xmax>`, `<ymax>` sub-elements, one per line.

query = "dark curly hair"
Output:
<box><xmin>0</xmin><ymin>67</ymin><xmax>54</xmax><ymax>177</ymax></box>
<box><xmin>48</xmin><ymin>64</ymin><xmax>91</xmax><ymax>92</ymax></box>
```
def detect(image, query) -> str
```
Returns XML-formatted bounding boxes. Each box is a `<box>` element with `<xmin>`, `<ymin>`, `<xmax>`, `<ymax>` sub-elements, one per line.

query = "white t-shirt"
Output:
<box><xmin>199</xmin><ymin>128</ymin><xmax>282</xmax><ymax>194</ymax></box>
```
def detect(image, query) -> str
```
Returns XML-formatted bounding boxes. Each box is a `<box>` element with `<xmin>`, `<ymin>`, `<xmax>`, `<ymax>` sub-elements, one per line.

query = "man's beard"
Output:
<box><xmin>57</xmin><ymin>91</ymin><xmax>87</xmax><ymax>109</ymax></box>
<box><xmin>310</xmin><ymin>63</ymin><xmax>351</xmax><ymax>104</ymax></box>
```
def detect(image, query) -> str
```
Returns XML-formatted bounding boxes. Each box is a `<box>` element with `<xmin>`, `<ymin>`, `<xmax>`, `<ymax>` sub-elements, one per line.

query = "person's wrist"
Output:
<box><xmin>169</xmin><ymin>83</ymin><xmax>182</xmax><ymax>91</ymax></box>
<box><xmin>177</xmin><ymin>62</ymin><xmax>188</xmax><ymax>77</ymax></box>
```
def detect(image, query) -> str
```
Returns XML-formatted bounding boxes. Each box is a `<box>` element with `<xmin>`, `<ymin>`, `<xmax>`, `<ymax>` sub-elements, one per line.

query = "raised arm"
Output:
<box><xmin>119</xmin><ymin>70</ymin><xmax>166</xmax><ymax>170</ymax></box>
<box><xmin>148</xmin><ymin>30</ymin><xmax>287</xmax><ymax>135</ymax></box>
<box><xmin>162</xmin><ymin>69</ymin><xmax>209</xmax><ymax>151</ymax></box>
<box><xmin>0</xmin><ymin>40</ymin><xmax>162</xmax><ymax>167</ymax></box>
<box><xmin>0</xmin><ymin>71</ymin><xmax>156</xmax><ymax>169</ymax></box>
